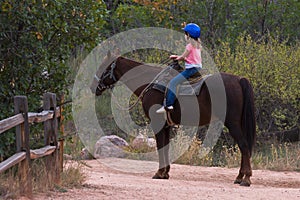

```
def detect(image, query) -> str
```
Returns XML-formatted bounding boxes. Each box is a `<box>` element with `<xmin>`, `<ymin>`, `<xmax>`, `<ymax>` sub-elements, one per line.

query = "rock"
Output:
<box><xmin>63</xmin><ymin>154</ymin><xmax>73</xmax><ymax>160</ymax></box>
<box><xmin>81</xmin><ymin>148</ymin><xmax>94</xmax><ymax>160</ymax></box>
<box><xmin>94</xmin><ymin>135</ymin><xmax>129</xmax><ymax>158</ymax></box>
<box><xmin>147</xmin><ymin>138</ymin><xmax>156</xmax><ymax>148</ymax></box>
<box><xmin>131</xmin><ymin>134</ymin><xmax>156</xmax><ymax>150</ymax></box>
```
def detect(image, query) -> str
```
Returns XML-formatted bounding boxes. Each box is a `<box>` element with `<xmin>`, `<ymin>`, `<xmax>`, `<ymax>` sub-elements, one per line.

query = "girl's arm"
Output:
<box><xmin>170</xmin><ymin>49</ymin><xmax>190</xmax><ymax>60</ymax></box>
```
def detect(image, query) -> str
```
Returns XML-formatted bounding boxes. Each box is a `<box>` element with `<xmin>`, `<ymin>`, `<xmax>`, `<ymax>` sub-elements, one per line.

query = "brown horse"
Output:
<box><xmin>90</xmin><ymin>52</ymin><xmax>256</xmax><ymax>186</ymax></box>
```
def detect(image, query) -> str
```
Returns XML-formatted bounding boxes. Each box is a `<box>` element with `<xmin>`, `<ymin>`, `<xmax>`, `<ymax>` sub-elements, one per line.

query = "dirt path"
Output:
<box><xmin>35</xmin><ymin>158</ymin><xmax>300</xmax><ymax>200</ymax></box>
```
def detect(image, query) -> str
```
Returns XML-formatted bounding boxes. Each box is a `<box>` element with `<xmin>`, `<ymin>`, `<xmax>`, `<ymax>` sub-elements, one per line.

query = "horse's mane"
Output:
<box><xmin>96</xmin><ymin>55</ymin><xmax>165</xmax><ymax>78</ymax></box>
<box><xmin>119</xmin><ymin>56</ymin><xmax>165</xmax><ymax>70</ymax></box>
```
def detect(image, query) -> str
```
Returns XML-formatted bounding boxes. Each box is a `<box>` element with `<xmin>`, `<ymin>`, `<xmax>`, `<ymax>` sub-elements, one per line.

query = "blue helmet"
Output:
<box><xmin>183</xmin><ymin>23</ymin><xmax>201</xmax><ymax>38</ymax></box>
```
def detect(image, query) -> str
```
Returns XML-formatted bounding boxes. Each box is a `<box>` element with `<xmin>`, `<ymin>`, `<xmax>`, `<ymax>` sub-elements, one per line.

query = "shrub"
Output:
<box><xmin>215</xmin><ymin>35</ymin><xmax>300</xmax><ymax>133</ymax></box>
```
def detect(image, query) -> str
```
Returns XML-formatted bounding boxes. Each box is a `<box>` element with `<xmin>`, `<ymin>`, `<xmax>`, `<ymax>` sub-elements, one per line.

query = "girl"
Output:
<box><xmin>156</xmin><ymin>23</ymin><xmax>202</xmax><ymax>113</ymax></box>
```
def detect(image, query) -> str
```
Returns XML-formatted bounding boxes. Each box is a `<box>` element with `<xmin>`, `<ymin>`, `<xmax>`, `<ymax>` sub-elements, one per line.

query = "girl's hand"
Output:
<box><xmin>170</xmin><ymin>55</ymin><xmax>178</xmax><ymax>59</ymax></box>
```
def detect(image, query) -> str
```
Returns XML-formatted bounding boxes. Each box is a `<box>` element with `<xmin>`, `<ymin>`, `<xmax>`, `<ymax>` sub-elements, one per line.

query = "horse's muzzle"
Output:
<box><xmin>95</xmin><ymin>89</ymin><xmax>103</xmax><ymax>96</ymax></box>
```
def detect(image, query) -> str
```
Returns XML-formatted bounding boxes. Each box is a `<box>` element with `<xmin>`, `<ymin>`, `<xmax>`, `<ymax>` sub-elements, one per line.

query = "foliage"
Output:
<box><xmin>225</xmin><ymin>0</ymin><xmax>300</xmax><ymax>44</ymax></box>
<box><xmin>119</xmin><ymin>0</ymin><xmax>300</xmax><ymax>47</ymax></box>
<box><xmin>215</xmin><ymin>35</ymin><xmax>300</xmax><ymax>133</ymax></box>
<box><xmin>112</xmin><ymin>4</ymin><xmax>162</xmax><ymax>30</ymax></box>
<box><xmin>0</xmin><ymin>0</ymin><xmax>107</xmax><ymax>159</ymax></box>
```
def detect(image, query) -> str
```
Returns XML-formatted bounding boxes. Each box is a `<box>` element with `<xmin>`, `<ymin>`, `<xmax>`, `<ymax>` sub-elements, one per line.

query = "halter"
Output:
<box><xmin>95</xmin><ymin>60</ymin><xmax>117</xmax><ymax>91</ymax></box>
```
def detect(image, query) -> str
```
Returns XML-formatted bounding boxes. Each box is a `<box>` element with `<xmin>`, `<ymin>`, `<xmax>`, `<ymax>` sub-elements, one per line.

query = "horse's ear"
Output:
<box><xmin>114</xmin><ymin>48</ymin><xmax>121</xmax><ymax>57</ymax></box>
<box><xmin>107</xmin><ymin>50</ymin><xmax>111</xmax><ymax>58</ymax></box>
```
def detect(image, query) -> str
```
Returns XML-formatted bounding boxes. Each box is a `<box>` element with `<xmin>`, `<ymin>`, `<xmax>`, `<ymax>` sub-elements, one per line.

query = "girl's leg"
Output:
<box><xmin>166</xmin><ymin>68</ymin><xmax>199</xmax><ymax>107</ymax></box>
<box><xmin>165</xmin><ymin>74</ymin><xmax>185</xmax><ymax>107</ymax></box>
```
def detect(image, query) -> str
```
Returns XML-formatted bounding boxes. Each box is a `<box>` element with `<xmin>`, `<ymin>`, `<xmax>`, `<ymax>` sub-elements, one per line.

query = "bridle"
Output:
<box><xmin>94</xmin><ymin>60</ymin><xmax>117</xmax><ymax>91</ymax></box>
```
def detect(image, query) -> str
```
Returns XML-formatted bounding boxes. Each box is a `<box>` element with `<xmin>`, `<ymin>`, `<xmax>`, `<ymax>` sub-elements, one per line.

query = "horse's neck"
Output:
<box><xmin>115</xmin><ymin>58</ymin><xmax>160</xmax><ymax>97</ymax></box>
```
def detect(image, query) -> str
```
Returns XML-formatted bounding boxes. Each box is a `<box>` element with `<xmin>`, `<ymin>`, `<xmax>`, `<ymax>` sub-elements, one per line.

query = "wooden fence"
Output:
<box><xmin>0</xmin><ymin>92</ymin><xmax>64</xmax><ymax>198</ymax></box>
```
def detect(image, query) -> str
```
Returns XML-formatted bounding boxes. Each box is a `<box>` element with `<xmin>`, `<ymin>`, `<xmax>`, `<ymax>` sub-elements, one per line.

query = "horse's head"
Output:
<box><xmin>90</xmin><ymin>51</ymin><xmax>119</xmax><ymax>96</ymax></box>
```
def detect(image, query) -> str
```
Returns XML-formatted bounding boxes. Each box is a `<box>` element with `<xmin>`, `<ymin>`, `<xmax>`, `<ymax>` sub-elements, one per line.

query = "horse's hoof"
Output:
<box><xmin>240</xmin><ymin>180</ymin><xmax>251</xmax><ymax>187</ymax></box>
<box><xmin>234</xmin><ymin>179</ymin><xmax>243</xmax><ymax>184</ymax></box>
<box><xmin>152</xmin><ymin>173</ymin><xmax>163</xmax><ymax>179</ymax></box>
<box><xmin>152</xmin><ymin>173</ymin><xmax>169</xmax><ymax>179</ymax></box>
<box><xmin>163</xmin><ymin>173</ymin><xmax>169</xmax><ymax>179</ymax></box>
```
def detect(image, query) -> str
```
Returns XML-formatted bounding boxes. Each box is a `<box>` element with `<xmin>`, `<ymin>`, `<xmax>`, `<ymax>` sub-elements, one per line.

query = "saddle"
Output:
<box><xmin>152</xmin><ymin>69</ymin><xmax>211</xmax><ymax>96</ymax></box>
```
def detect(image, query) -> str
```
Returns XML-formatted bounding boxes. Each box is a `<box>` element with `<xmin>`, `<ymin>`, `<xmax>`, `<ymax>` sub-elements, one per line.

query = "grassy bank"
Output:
<box><xmin>174</xmin><ymin>137</ymin><xmax>300</xmax><ymax>171</ymax></box>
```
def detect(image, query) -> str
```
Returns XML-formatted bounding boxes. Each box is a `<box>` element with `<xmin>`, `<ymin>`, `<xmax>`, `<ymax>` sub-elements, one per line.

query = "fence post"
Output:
<box><xmin>59</xmin><ymin>94</ymin><xmax>64</xmax><ymax>173</ymax></box>
<box><xmin>43</xmin><ymin>92</ymin><xmax>60</xmax><ymax>184</ymax></box>
<box><xmin>14</xmin><ymin>96</ymin><xmax>32</xmax><ymax>198</ymax></box>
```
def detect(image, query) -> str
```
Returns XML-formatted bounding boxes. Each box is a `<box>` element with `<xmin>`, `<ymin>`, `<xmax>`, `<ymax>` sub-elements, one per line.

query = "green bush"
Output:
<box><xmin>0</xmin><ymin>0</ymin><xmax>107</xmax><ymax>160</ymax></box>
<box><xmin>215</xmin><ymin>35</ymin><xmax>300</xmax><ymax>133</ymax></box>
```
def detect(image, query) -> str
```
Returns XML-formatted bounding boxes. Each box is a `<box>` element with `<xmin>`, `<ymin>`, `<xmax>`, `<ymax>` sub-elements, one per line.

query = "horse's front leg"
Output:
<box><xmin>152</xmin><ymin>126</ymin><xmax>170</xmax><ymax>179</ymax></box>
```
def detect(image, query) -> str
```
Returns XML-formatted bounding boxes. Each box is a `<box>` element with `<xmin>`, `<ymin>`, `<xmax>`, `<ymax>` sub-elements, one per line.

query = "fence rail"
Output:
<box><xmin>0</xmin><ymin>92</ymin><xmax>64</xmax><ymax>198</ymax></box>
<box><xmin>0</xmin><ymin>113</ymin><xmax>24</xmax><ymax>134</ymax></box>
<box><xmin>0</xmin><ymin>109</ymin><xmax>60</xmax><ymax>135</ymax></box>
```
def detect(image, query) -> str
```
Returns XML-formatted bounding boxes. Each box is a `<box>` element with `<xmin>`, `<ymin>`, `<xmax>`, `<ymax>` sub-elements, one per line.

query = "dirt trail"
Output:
<box><xmin>35</xmin><ymin>158</ymin><xmax>300</xmax><ymax>200</ymax></box>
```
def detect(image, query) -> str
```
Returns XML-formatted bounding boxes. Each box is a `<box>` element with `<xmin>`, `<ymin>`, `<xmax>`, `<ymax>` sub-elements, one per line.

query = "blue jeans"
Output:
<box><xmin>165</xmin><ymin>67</ymin><xmax>200</xmax><ymax>107</ymax></box>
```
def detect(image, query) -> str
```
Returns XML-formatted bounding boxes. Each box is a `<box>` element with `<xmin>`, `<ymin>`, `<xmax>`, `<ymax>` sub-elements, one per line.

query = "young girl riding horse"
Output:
<box><xmin>156</xmin><ymin>23</ymin><xmax>203</xmax><ymax>113</ymax></box>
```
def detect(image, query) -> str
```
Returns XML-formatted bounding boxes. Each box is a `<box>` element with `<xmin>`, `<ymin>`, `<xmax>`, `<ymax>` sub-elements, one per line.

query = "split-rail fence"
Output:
<box><xmin>0</xmin><ymin>92</ymin><xmax>65</xmax><ymax>198</ymax></box>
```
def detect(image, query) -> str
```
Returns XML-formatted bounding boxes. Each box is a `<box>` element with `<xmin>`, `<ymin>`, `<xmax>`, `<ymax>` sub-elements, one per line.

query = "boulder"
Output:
<box><xmin>131</xmin><ymin>134</ymin><xmax>156</xmax><ymax>150</ymax></box>
<box><xmin>94</xmin><ymin>135</ymin><xmax>129</xmax><ymax>158</ymax></box>
<box><xmin>80</xmin><ymin>148</ymin><xmax>94</xmax><ymax>160</ymax></box>
<box><xmin>147</xmin><ymin>138</ymin><xmax>157</xmax><ymax>148</ymax></box>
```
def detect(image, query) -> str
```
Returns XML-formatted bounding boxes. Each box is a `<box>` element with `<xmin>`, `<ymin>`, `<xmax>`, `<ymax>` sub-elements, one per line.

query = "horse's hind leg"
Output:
<box><xmin>229</xmin><ymin>125</ymin><xmax>252</xmax><ymax>186</ymax></box>
<box><xmin>234</xmin><ymin>150</ymin><xmax>252</xmax><ymax>186</ymax></box>
<box><xmin>239</xmin><ymin>152</ymin><xmax>252</xmax><ymax>186</ymax></box>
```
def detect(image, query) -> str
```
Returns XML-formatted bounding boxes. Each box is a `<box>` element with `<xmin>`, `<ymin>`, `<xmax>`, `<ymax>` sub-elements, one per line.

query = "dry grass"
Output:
<box><xmin>172</xmin><ymin>130</ymin><xmax>300</xmax><ymax>171</ymax></box>
<box><xmin>252</xmin><ymin>142</ymin><xmax>300</xmax><ymax>171</ymax></box>
<box><xmin>31</xmin><ymin>159</ymin><xmax>53</xmax><ymax>192</ymax></box>
<box><xmin>61</xmin><ymin>160</ymin><xmax>86</xmax><ymax>188</ymax></box>
<box><xmin>174</xmin><ymin>138</ymin><xmax>241</xmax><ymax>167</ymax></box>
<box><xmin>0</xmin><ymin>167</ymin><xmax>19</xmax><ymax>199</ymax></box>
<box><xmin>0</xmin><ymin>155</ymin><xmax>86</xmax><ymax>199</ymax></box>
<box><xmin>123</xmin><ymin>126</ymin><xmax>300</xmax><ymax>172</ymax></box>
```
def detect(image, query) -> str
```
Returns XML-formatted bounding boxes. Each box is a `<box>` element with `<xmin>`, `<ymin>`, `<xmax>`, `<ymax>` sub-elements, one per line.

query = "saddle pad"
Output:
<box><xmin>152</xmin><ymin>74</ymin><xmax>211</xmax><ymax>96</ymax></box>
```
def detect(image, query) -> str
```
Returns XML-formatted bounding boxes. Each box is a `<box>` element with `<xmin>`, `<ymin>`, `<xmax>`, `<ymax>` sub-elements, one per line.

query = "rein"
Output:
<box><xmin>109</xmin><ymin>58</ymin><xmax>173</xmax><ymax>111</ymax></box>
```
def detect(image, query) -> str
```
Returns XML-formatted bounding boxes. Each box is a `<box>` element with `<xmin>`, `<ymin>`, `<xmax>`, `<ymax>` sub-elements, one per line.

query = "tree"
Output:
<box><xmin>225</xmin><ymin>0</ymin><xmax>300</xmax><ymax>44</ymax></box>
<box><xmin>0</xmin><ymin>0</ymin><xmax>107</xmax><ymax>160</ymax></box>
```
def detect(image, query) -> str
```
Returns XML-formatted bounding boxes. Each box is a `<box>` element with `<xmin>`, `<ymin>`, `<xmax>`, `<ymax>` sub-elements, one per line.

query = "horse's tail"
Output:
<box><xmin>240</xmin><ymin>78</ymin><xmax>256</xmax><ymax>156</ymax></box>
